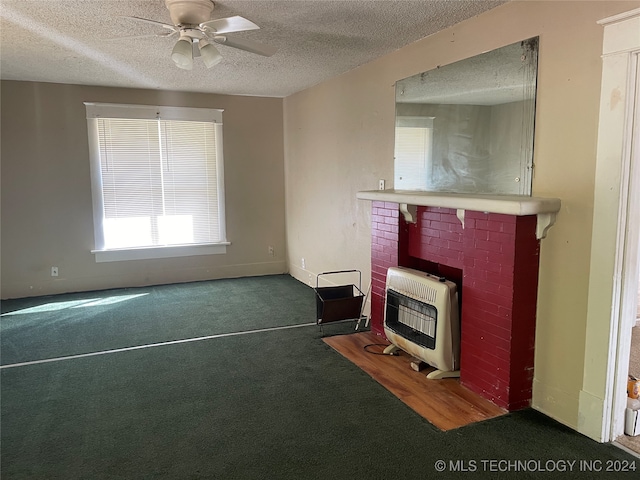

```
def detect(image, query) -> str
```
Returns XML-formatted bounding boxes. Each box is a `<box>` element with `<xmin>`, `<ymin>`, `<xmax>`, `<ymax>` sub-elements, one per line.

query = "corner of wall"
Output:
<box><xmin>577</xmin><ymin>389</ymin><xmax>607</xmax><ymax>442</ymax></box>
<box><xmin>531</xmin><ymin>378</ymin><xmax>580</xmax><ymax>432</ymax></box>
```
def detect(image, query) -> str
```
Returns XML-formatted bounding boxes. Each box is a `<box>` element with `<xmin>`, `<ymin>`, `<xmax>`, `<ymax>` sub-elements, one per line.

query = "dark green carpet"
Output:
<box><xmin>1</xmin><ymin>275</ymin><xmax>638</xmax><ymax>479</ymax></box>
<box><xmin>1</xmin><ymin>275</ymin><xmax>316</xmax><ymax>365</ymax></box>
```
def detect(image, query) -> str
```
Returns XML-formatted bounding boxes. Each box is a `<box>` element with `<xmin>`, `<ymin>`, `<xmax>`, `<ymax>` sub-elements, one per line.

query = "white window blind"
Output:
<box><xmin>85</xmin><ymin>103</ymin><xmax>227</xmax><ymax>261</ymax></box>
<box><xmin>394</xmin><ymin>116</ymin><xmax>434</xmax><ymax>191</ymax></box>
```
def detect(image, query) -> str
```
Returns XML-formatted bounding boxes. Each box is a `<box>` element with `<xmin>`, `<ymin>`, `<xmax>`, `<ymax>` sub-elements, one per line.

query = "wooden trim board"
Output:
<box><xmin>323</xmin><ymin>331</ymin><xmax>506</xmax><ymax>431</ymax></box>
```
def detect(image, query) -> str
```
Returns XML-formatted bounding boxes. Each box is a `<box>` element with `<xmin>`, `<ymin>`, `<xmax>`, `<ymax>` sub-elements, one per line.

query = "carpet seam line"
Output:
<box><xmin>0</xmin><ymin>322</ymin><xmax>317</xmax><ymax>370</ymax></box>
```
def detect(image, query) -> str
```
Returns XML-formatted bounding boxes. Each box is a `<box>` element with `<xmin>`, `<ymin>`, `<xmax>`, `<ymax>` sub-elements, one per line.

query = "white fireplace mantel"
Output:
<box><xmin>356</xmin><ymin>190</ymin><xmax>561</xmax><ymax>239</ymax></box>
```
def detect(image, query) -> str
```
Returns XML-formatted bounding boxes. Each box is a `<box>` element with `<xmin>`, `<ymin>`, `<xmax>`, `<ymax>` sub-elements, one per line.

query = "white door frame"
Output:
<box><xmin>597</xmin><ymin>9</ymin><xmax>640</xmax><ymax>442</ymax></box>
<box><xmin>608</xmin><ymin>55</ymin><xmax>640</xmax><ymax>442</ymax></box>
<box><xmin>579</xmin><ymin>8</ymin><xmax>640</xmax><ymax>443</ymax></box>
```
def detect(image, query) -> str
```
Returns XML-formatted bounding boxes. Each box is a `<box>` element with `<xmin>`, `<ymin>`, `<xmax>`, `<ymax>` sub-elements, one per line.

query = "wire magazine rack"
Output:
<box><xmin>314</xmin><ymin>269</ymin><xmax>369</xmax><ymax>332</ymax></box>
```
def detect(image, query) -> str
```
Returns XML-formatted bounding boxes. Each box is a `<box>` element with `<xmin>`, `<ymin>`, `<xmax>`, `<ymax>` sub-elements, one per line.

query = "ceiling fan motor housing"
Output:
<box><xmin>165</xmin><ymin>0</ymin><xmax>214</xmax><ymax>26</ymax></box>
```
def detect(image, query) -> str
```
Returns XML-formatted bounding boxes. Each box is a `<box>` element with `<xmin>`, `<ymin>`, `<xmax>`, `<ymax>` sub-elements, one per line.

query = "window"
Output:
<box><xmin>85</xmin><ymin>103</ymin><xmax>228</xmax><ymax>262</ymax></box>
<box><xmin>394</xmin><ymin>116</ymin><xmax>434</xmax><ymax>190</ymax></box>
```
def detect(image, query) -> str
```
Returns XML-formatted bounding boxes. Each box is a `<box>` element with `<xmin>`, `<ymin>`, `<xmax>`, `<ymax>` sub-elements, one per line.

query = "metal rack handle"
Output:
<box><xmin>316</xmin><ymin>269</ymin><xmax>362</xmax><ymax>290</ymax></box>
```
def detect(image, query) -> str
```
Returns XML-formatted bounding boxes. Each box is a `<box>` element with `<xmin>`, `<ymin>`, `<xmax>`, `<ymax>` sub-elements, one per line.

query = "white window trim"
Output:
<box><xmin>85</xmin><ymin>102</ymin><xmax>229</xmax><ymax>262</ymax></box>
<box><xmin>91</xmin><ymin>242</ymin><xmax>230</xmax><ymax>263</ymax></box>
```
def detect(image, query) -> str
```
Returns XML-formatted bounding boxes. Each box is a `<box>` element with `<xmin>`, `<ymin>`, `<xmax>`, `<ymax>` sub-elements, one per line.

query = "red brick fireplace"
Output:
<box><xmin>362</xmin><ymin>194</ymin><xmax>560</xmax><ymax>411</ymax></box>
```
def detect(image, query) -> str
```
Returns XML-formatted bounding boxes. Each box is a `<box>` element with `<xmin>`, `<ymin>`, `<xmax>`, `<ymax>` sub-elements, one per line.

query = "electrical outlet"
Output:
<box><xmin>268</xmin><ymin>245</ymin><xmax>275</xmax><ymax>257</ymax></box>
<box><xmin>51</xmin><ymin>266</ymin><xmax>59</xmax><ymax>277</ymax></box>
<box><xmin>379</xmin><ymin>179</ymin><xmax>385</xmax><ymax>190</ymax></box>
<box><xmin>301</xmin><ymin>258</ymin><xmax>306</xmax><ymax>269</ymax></box>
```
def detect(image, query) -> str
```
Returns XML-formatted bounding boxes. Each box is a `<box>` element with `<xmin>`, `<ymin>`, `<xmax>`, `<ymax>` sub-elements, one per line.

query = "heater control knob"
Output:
<box><xmin>438</xmin><ymin>277</ymin><xmax>446</xmax><ymax>282</ymax></box>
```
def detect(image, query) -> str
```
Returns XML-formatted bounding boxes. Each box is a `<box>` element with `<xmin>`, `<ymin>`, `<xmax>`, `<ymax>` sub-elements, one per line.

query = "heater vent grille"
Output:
<box><xmin>386</xmin><ymin>268</ymin><xmax>438</xmax><ymax>304</ymax></box>
<box><xmin>398</xmin><ymin>303</ymin><xmax>436</xmax><ymax>338</ymax></box>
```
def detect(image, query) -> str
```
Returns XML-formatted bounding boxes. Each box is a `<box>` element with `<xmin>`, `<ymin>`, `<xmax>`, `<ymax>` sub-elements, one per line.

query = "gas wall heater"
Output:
<box><xmin>383</xmin><ymin>266</ymin><xmax>460</xmax><ymax>379</ymax></box>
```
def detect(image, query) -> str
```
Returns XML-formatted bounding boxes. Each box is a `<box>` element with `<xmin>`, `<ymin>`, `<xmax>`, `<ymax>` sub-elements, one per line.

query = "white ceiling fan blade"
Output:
<box><xmin>213</xmin><ymin>35</ymin><xmax>277</xmax><ymax>57</ymax></box>
<box><xmin>200</xmin><ymin>15</ymin><xmax>260</xmax><ymax>34</ymax></box>
<box><xmin>121</xmin><ymin>16</ymin><xmax>178</xmax><ymax>32</ymax></box>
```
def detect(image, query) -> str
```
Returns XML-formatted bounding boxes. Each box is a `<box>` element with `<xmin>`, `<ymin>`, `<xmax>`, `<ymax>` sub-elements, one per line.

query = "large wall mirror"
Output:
<box><xmin>394</xmin><ymin>38</ymin><xmax>539</xmax><ymax>196</ymax></box>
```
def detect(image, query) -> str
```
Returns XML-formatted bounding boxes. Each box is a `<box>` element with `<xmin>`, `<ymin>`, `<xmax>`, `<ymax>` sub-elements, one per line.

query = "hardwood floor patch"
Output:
<box><xmin>323</xmin><ymin>331</ymin><xmax>506</xmax><ymax>431</ymax></box>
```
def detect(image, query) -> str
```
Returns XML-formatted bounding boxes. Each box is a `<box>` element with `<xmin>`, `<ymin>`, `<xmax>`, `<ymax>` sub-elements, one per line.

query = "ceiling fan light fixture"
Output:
<box><xmin>121</xmin><ymin>3</ymin><xmax>276</xmax><ymax>70</ymax></box>
<box><xmin>199</xmin><ymin>39</ymin><xmax>222</xmax><ymax>68</ymax></box>
<box><xmin>171</xmin><ymin>35</ymin><xmax>194</xmax><ymax>70</ymax></box>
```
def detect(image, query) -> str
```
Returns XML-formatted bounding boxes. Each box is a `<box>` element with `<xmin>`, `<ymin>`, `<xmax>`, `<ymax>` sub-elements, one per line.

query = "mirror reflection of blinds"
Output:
<box><xmin>394</xmin><ymin>116</ymin><xmax>434</xmax><ymax>191</ymax></box>
<box><xmin>96</xmin><ymin>117</ymin><xmax>220</xmax><ymax>249</ymax></box>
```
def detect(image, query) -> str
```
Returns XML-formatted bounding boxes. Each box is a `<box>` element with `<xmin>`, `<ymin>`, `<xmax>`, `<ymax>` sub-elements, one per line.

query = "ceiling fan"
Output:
<box><xmin>121</xmin><ymin>0</ymin><xmax>277</xmax><ymax>70</ymax></box>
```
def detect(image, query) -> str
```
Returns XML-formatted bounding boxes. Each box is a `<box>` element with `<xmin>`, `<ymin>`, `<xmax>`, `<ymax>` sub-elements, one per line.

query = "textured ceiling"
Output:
<box><xmin>0</xmin><ymin>0</ymin><xmax>506</xmax><ymax>98</ymax></box>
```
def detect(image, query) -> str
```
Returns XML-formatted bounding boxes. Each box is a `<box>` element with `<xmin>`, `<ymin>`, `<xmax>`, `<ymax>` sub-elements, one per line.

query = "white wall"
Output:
<box><xmin>0</xmin><ymin>82</ymin><xmax>286</xmax><ymax>298</ymax></box>
<box><xmin>283</xmin><ymin>0</ymin><xmax>640</xmax><ymax>436</ymax></box>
